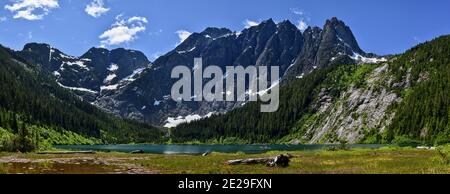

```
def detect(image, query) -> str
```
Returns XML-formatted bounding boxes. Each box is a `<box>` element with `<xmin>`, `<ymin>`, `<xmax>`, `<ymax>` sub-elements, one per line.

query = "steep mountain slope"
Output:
<box><xmin>7</xmin><ymin>17</ymin><xmax>385</xmax><ymax>128</ymax></box>
<box><xmin>15</xmin><ymin>43</ymin><xmax>150</xmax><ymax>102</ymax></box>
<box><xmin>172</xmin><ymin>35</ymin><xmax>450</xmax><ymax>145</ymax></box>
<box><xmin>0</xmin><ymin>45</ymin><xmax>163</xmax><ymax>151</ymax></box>
<box><xmin>95</xmin><ymin>17</ymin><xmax>384</xmax><ymax>126</ymax></box>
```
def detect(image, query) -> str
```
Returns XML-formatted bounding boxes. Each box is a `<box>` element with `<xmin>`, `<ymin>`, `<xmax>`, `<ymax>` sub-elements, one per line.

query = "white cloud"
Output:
<box><xmin>290</xmin><ymin>8</ymin><xmax>310</xmax><ymax>31</ymax></box>
<box><xmin>243</xmin><ymin>19</ymin><xmax>259</xmax><ymax>28</ymax></box>
<box><xmin>290</xmin><ymin>8</ymin><xmax>304</xmax><ymax>16</ymax></box>
<box><xmin>297</xmin><ymin>20</ymin><xmax>308</xmax><ymax>31</ymax></box>
<box><xmin>175</xmin><ymin>30</ymin><xmax>192</xmax><ymax>44</ymax></box>
<box><xmin>85</xmin><ymin>0</ymin><xmax>110</xmax><ymax>18</ymax></box>
<box><xmin>99</xmin><ymin>15</ymin><xmax>148</xmax><ymax>47</ymax></box>
<box><xmin>4</xmin><ymin>0</ymin><xmax>59</xmax><ymax>21</ymax></box>
<box><xmin>127</xmin><ymin>16</ymin><xmax>148</xmax><ymax>23</ymax></box>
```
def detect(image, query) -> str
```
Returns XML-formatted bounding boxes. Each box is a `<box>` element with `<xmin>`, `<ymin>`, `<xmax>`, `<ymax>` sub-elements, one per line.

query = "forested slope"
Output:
<box><xmin>0</xmin><ymin>45</ymin><xmax>163</xmax><ymax>151</ymax></box>
<box><xmin>172</xmin><ymin>35</ymin><xmax>450</xmax><ymax>145</ymax></box>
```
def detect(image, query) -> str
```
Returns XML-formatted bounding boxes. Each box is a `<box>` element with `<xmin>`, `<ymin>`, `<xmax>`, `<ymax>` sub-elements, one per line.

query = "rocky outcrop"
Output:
<box><xmin>96</xmin><ymin>17</ymin><xmax>383</xmax><ymax>126</ymax></box>
<box><xmin>300</xmin><ymin>63</ymin><xmax>403</xmax><ymax>143</ymax></box>
<box><xmin>14</xmin><ymin>17</ymin><xmax>386</xmax><ymax>128</ymax></box>
<box><xmin>15</xmin><ymin>43</ymin><xmax>151</xmax><ymax>103</ymax></box>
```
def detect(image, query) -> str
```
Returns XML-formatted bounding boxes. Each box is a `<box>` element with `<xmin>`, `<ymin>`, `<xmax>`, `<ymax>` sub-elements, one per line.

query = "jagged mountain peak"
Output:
<box><xmin>15</xmin><ymin>43</ymin><xmax>151</xmax><ymax>103</ymax></box>
<box><xmin>22</xmin><ymin>42</ymin><xmax>51</xmax><ymax>51</ymax></box>
<box><xmin>261</xmin><ymin>18</ymin><xmax>276</xmax><ymax>25</ymax></box>
<box><xmin>200</xmin><ymin>27</ymin><xmax>233</xmax><ymax>38</ymax></box>
<box><xmin>323</xmin><ymin>17</ymin><xmax>363</xmax><ymax>54</ymax></box>
<box><xmin>21</xmin><ymin>43</ymin><xmax>55</xmax><ymax>60</ymax></box>
<box><xmin>15</xmin><ymin>17</ymin><xmax>386</xmax><ymax>127</ymax></box>
<box><xmin>256</xmin><ymin>18</ymin><xmax>277</xmax><ymax>30</ymax></box>
<box><xmin>303</xmin><ymin>26</ymin><xmax>322</xmax><ymax>33</ymax></box>
<box><xmin>277</xmin><ymin>19</ymin><xmax>294</xmax><ymax>26</ymax></box>
<box><xmin>81</xmin><ymin>47</ymin><xmax>147</xmax><ymax>59</ymax></box>
<box><xmin>110</xmin><ymin>48</ymin><xmax>148</xmax><ymax>59</ymax></box>
<box><xmin>21</xmin><ymin>42</ymin><xmax>78</xmax><ymax>60</ymax></box>
<box><xmin>84</xmin><ymin>47</ymin><xmax>110</xmax><ymax>56</ymax></box>
<box><xmin>325</xmin><ymin>17</ymin><xmax>344</xmax><ymax>26</ymax></box>
<box><xmin>18</xmin><ymin>42</ymin><xmax>70</xmax><ymax>72</ymax></box>
<box><xmin>241</xmin><ymin>18</ymin><xmax>277</xmax><ymax>34</ymax></box>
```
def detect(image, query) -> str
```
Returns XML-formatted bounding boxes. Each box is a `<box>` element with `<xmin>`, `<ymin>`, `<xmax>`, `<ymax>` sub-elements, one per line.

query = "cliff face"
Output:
<box><xmin>172</xmin><ymin>35</ymin><xmax>450</xmax><ymax>144</ymax></box>
<box><xmin>13</xmin><ymin>18</ymin><xmax>389</xmax><ymax>131</ymax></box>
<box><xmin>301</xmin><ymin>63</ymin><xmax>403</xmax><ymax>143</ymax></box>
<box><xmin>15</xmin><ymin>43</ymin><xmax>151</xmax><ymax>102</ymax></box>
<box><xmin>95</xmin><ymin>17</ymin><xmax>382</xmax><ymax>126</ymax></box>
<box><xmin>286</xmin><ymin>36</ymin><xmax>449</xmax><ymax>144</ymax></box>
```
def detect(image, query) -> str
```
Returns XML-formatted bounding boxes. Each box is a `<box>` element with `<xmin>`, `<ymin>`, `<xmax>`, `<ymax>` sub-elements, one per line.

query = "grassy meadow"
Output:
<box><xmin>0</xmin><ymin>146</ymin><xmax>449</xmax><ymax>174</ymax></box>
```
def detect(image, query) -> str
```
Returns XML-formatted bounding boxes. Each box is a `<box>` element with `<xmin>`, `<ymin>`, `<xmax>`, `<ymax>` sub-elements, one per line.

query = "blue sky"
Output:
<box><xmin>0</xmin><ymin>0</ymin><xmax>449</xmax><ymax>60</ymax></box>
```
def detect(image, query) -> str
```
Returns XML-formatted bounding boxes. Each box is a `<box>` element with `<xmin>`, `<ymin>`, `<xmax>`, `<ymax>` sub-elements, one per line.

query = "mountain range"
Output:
<box><xmin>0</xmin><ymin>44</ymin><xmax>163</xmax><ymax>151</ymax></box>
<box><xmin>1</xmin><ymin>17</ymin><xmax>448</xmax><ymax>147</ymax></box>
<box><xmin>173</xmin><ymin>34</ymin><xmax>450</xmax><ymax>144</ymax></box>
<box><xmin>12</xmin><ymin>17</ymin><xmax>385</xmax><ymax>127</ymax></box>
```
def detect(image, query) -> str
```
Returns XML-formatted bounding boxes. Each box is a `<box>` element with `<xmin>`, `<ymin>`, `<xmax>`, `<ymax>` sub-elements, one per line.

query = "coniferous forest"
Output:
<box><xmin>172</xmin><ymin>35</ymin><xmax>450</xmax><ymax>145</ymax></box>
<box><xmin>0</xmin><ymin>45</ymin><xmax>163</xmax><ymax>152</ymax></box>
<box><xmin>1</xmin><ymin>34</ymin><xmax>449</xmax><ymax>151</ymax></box>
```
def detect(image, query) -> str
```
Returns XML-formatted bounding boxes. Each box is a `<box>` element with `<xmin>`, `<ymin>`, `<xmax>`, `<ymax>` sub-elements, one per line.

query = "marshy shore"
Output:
<box><xmin>1</xmin><ymin>147</ymin><xmax>449</xmax><ymax>174</ymax></box>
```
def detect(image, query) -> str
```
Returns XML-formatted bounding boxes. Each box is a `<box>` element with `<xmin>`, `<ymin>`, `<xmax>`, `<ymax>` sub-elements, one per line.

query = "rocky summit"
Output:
<box><xmin>15</xmin><ymin>43</ymin><xmax>151</xmax><ymax>102</ymax></box>
<box><xmin>14</xmin><ymin>17</ymin><xmax>385</xmax><ymax>127</ymax></box>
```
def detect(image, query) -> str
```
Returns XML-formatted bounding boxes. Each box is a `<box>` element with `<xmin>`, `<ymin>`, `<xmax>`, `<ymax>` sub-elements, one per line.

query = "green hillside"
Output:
<box><xmin>172</xmin><ymin>35</ymin><xmax>450</xmax><ymax>145</ymax></box>
<box><xmin>0</xmin><ymin>45</ymin><xmax>163</xmax><ymax>152</ymax></box>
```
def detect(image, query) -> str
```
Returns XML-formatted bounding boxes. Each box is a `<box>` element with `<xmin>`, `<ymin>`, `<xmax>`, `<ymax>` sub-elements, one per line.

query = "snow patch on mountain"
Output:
<box><xmin>163</xmin><ymin>112</ymin><xmax>216</xmax><ymax>128</ymax></box>
<box><xmin>104</xmin><ymin>74</ymin><xmax>117</xmax><ymax>83</ymax></box>
<box><xmin>213</xmin><ymin>33</ymin><xmax>236</xmax><ymax>40</ymax></box>
<box><xmin>103</xmin><ymin>63</ymin><xmax>119</xmax><ymax>84</ymax></box>
<box><xmin>122</xmin><ymin>67</ymin><xmax>145</xmax><ymax>82</ymax></box>
<box><xmin>64</xmin><ymin>61</ymin><xmax>89</xmax><ymax>70</ymax></box>
<box><xmin>101</xmin><ymin>84</ymin><xmax>119</xmax><ymax>91</ymax></box>
<box><xmin>350</xmin><ymin>52</ymin><xmax>387</xmax><ymax>64</ymax></box>
<box><xmin>164</xmin><ymin>114</ymin><xmax>201</xmax><ymax>128</ymax></box>
<box><xmin>177</xmin><ymin>47</ymin><xmax>196</xmax><ymax>54</ymax></box>
<box><xmin>57</xmin><ymin>82</ymin><xmax>98</xmax><ymax>94</ymax></box>
<box><xmin>49</xmin><ymin>48</ymin><xmax>54</xmax><ymax>62</ymax></box>
<box><xmin>108</xmin><ymin>63</ymin><xmax>119</xmax><ymax>71</ymax></box>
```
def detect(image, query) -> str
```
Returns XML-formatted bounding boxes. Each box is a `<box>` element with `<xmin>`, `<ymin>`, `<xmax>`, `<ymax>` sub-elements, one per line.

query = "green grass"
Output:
<box><xmin>133</xmin><ymin>148</ymin><xmax>449</xmax><ymax>174</ymax></box>
<box><xmin>1</xmin><ymin>147</ymin><xmax>449</xmax><ymax>174</ymax></box>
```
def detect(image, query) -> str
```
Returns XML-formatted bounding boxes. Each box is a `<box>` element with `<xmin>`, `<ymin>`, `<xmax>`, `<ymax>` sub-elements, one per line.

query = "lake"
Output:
<box><xmin>56</xmin><ymin>144</ymin><xmax>386</xmax><ymax>154</ymax></box>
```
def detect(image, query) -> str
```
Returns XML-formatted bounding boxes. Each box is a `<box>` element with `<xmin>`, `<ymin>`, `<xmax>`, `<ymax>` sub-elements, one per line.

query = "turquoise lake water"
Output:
<box><xmin>56</xmin><ymin>144</ymin><xmax>386</xmax><ymax>154</ymax></box>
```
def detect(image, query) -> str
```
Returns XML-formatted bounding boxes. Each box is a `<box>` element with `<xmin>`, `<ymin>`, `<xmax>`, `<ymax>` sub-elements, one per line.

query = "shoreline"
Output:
<box><xmin>53</xmin><ymin>143</ymin><xmax>390</xmax><ymax>155</ymax></box>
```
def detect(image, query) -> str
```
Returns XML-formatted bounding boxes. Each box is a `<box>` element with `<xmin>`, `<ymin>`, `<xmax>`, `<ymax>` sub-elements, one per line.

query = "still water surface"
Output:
<box><xmin>56</xmin><ymin>144</ymin><xmax>386</xmax><ymax>154</ymax></box>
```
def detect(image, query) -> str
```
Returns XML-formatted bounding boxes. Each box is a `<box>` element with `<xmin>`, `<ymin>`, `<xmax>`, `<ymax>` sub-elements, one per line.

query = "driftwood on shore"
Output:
<box><xmin>37</xmin><ymin>151</ymin><xmax>96</xmax><ymax>155</ymax></box>
<box><xmin>227</xmin><ymin>154</ymin><xmax>292</xmax><ymax>167</ymax></box>
<box><xmin>130</xmin><ymin>150</ymin><xmax>145</xmax><ymax>154</ymax></box>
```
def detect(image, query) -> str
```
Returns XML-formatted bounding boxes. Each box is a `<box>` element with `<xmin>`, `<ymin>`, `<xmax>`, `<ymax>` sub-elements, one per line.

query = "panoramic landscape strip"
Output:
<box><xmin>0</xmin><ymin>0</ymin><xmax>449</xmax><ymax>180</ymax></box>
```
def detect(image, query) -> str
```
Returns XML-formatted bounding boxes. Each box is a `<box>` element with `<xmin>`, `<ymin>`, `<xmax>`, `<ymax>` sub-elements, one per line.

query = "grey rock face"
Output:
<box><xmin>15</xmin><ymin>43</ymin><xmax>151</xmax><ymax>102</ymax></box>
<box><xmin>282</xmin><ymin>17</ymin><xmax>376</xmax><ymax>82</ymax></box>
<box><xmin>302</xmin><ymin>64</ymin><xmax>403</xmax><ymax>143</ymax></box>
<box><xmin>16</xmin><ymin>17</ymin><xmax>383</xmax><ymax>128</ymax></box>
<box><xmin>95</xmin><ymin>17</ymin><xmax>381</xmax><ymax>127</ymax></box>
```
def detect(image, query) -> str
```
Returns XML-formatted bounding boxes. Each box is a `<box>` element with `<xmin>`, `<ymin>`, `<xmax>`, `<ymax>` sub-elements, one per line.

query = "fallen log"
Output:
<box><xmin>202</xmin><ymin>151</ymin><xmax>211</xmax><ymax>156</ymax></box>
<box><xmin>227</xmin><ymin>154</ymin><xmax>292</xmax><ymax>167</ymax></box>
<box><xmin>37</xmin><ymin>151</ymin><xmax>96</xmax><ymax>155</ymax></box>
<box><xmin>130</xmin><ymin>150</ymin><xmax>145</xmax><ymax>154</ymax></box>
